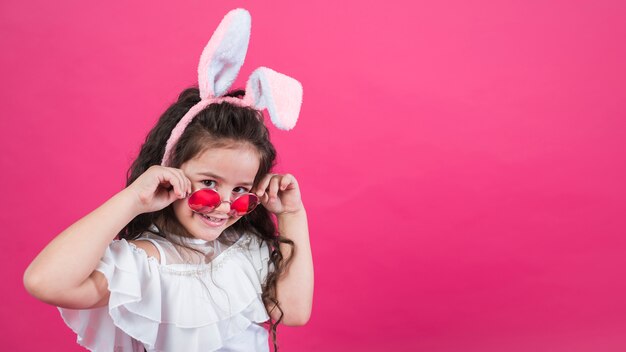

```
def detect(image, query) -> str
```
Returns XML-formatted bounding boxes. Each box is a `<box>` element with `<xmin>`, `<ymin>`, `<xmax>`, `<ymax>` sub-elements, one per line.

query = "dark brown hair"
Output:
<box><xmin>117</xmin><ymin>87</ymin><xmax>295</xmax><ymax>351</ymax></box>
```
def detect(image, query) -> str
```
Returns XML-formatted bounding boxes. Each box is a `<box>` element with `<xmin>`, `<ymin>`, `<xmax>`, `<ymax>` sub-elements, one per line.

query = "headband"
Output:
<box><xmin>160</xmin><ymin>8</ymin><xmax>303</xmax><ymax>167</ymax></box>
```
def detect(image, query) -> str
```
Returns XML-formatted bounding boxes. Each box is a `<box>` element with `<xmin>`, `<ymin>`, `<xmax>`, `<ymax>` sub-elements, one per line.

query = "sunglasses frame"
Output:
<box><xmin>187</xmin><ymin>187</ymin><xmax>260</xmax><ymax>216</ymax></box>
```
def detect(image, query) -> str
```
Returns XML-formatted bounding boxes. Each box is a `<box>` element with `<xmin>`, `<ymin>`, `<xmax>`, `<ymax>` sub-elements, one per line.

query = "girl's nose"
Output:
<box><xmin>213</xmin><ymin>191</ymin><xmax>233</xmax><ymax>214</ymax></box>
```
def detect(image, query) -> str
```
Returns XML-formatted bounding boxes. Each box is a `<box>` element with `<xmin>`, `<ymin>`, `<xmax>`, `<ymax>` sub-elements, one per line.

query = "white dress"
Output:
<box><xmin>57</xmin><ymin>225</ymin><xmax>274</xmax><ymax>352</ymax></box>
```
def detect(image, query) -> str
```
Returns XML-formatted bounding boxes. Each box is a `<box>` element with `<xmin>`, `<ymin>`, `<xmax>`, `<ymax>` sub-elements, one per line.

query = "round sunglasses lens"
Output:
<box><xmin>188</xmin><ymin>189</ymin><xmax>220</xmax><ymax>213</ymax></box>
<box><xmin>231</xmin><ymin>194</ymin><xmax>259</xmax><ymax>215</ymax></box>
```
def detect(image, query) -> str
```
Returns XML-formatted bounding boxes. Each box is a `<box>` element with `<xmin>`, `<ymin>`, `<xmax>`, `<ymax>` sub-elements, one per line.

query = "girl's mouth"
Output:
<box><xmin>196</xmin><ymin>213</ymin><xmax>227</xmax><ymax>227</ymax></box>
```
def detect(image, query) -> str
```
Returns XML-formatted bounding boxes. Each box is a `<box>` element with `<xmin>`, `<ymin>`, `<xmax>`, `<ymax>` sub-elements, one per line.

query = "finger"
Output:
<box><xmin>155</xmin><ymin>169</ymin><xmax>180</xmax><ymax>199</ymax></box>
<box><xmin>166</xmin><ymin>168</ymin><xmax>186</xmax><ymax>198</ymax></box>
<box><xmin>261</xmin><ymin>192</ymin><xmax>270</xmax><ymax>205</ymax></box>
<box><xmin>269</xmin><ymin>175</ymin><xmax>281</xmax><ymax>199</ymax></box>
<box><xmin>155</xmin><ymin>168</ymin><xmax>175</xmax><ymax>189</ymax></box>
<box><xmin>279</xmin><ymin>173</ymin><xmax>293</xmax><ymax>191</ymax></box>
<box><xmin>167</xmin><ymin>186</ymin><xmax>181</xmax><ymax>203</ymax></box>
<box><xmin>254</xmin><ymin>173</ymin><xmax>274</xmax><ymax>197</ymax></box>
<box><xmin>175</xmin><ymin>169</ymin><xmax>192</xmax><ymax>196</ymax></box>
<box><xmin>171</xmin><ymin>169</ymin><xmax>186</xmax><ymax>198</ymax></box>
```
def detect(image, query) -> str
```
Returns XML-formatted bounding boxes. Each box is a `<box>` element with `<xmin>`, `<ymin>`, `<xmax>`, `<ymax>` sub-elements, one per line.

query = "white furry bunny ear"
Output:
<box><xmin>243</xmin><ymin>67</ymin><xmax>303</xmax><ymax>130</ymax></box>
<box><xmin>197</xmin><ymin>8</ymin><xmax>251</xmax><ymax>98</ymax></box>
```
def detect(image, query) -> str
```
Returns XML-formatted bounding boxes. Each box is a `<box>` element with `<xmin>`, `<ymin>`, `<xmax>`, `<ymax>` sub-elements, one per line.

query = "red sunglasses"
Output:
<box><xmin>187</xmin><ymin>188</ymin><xmax>260</xmax><ymax>216</ymax></box>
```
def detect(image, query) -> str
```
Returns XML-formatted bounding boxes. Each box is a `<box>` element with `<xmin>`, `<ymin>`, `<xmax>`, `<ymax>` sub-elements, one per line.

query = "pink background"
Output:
<box><xmin>2</xmin><ymin>0</ymin><xmax>625</xmax><ymax>351</ymax></box>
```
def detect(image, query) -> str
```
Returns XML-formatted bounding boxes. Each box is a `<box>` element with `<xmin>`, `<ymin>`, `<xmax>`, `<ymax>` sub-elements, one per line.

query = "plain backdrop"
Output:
<box><xmin>2</xmin><ymin>0</ymin><xmax>625</xmax><ymax>351</ymax></box>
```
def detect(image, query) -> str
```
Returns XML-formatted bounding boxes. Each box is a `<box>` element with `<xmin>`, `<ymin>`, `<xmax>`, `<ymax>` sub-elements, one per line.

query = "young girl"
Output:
<box><xmin>23</xmin><ymin>8</ymin><xmax>313</xmax><ymax>352</ymax></box>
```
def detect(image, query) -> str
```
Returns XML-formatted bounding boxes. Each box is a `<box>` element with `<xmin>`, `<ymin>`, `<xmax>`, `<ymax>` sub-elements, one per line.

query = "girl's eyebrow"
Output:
<box><xmin>196</xmin><ymin>171</ymin><xmax>254</xmax><ymax>188</ymax></box>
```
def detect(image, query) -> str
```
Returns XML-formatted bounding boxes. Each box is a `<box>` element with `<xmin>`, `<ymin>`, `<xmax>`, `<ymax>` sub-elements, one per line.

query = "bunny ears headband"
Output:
<box><xmin>160</xmin><ymin>8</ymin><xmax>303</xmax><ymax>166</ymax></box>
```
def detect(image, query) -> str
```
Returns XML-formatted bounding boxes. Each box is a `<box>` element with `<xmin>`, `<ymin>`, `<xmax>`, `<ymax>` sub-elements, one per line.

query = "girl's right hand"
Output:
<box><xmin>124</xmin><ymin>165</ymin><xmax>192</xmax><ymax>214</ymax></box>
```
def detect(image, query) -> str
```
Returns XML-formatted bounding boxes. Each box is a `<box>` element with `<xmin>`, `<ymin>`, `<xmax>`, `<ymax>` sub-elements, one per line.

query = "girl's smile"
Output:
<box><xmin>196</xmin><ymin>213</ymin><xmax>227</xmax><ymax>226</ymax></box>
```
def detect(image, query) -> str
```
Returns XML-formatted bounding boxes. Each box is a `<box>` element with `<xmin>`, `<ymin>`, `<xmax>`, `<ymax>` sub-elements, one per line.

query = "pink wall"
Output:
<box><xmin>2</xmin><ymin>0</ymin><xmax>625</xmax><ymax>351</ymax></box>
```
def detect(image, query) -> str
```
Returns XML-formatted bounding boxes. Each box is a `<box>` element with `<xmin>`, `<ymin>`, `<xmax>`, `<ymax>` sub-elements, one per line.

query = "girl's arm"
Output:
<box><xmin>23</xmin><ymin>165</ymin><xmax>191</xmax><ymax>309</ymax></box>
<box><xmin>253</xmin><ymin>173</ymin><xmax>314</xmax><ymax>326</ymax></box>
<box><xmin>267</xmin><ymin>208</ymin><xmax>314</xmax><ymax>326</ymax></box>
<box><xmin>23</xmin><ymin>189</ymin><xmax>141</xmax><ymax>308</ymax></box>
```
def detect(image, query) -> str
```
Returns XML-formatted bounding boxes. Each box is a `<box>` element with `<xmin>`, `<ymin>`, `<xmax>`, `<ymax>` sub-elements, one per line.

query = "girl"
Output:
<box><xmin>23</xmin><ymin>8</ymin><xmax>313</xmax><ymax>352</ymax></box>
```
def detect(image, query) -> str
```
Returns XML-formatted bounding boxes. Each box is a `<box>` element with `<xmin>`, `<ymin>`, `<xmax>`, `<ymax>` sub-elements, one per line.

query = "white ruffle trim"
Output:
<box><xmin>58</xmin><ymin>234</ymin><xmax>271</xmax><ymax>352</ymax></box>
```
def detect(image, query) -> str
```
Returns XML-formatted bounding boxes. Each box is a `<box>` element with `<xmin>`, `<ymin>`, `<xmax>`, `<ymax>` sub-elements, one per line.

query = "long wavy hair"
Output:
<box><xmin>117</xmin><ymin>87</ymin><xmax>295</xmax><ymax>351</ymax></box>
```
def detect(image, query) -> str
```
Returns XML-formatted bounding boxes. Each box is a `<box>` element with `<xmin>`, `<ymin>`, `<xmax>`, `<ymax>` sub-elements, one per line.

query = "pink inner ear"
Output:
<box><xmin>243</xmin><ymin>67</ymin><xmax>303</xmax><ymax>130</ymax></box>
<box><xmin>266</xmin><ymin>72</ymin><xmax>303</xmax><ymax>130</ymax></box>
<box><xmin>198</xmin><ymin>15</ymin><xmax>232</xmax><ymax>99</ymax></box>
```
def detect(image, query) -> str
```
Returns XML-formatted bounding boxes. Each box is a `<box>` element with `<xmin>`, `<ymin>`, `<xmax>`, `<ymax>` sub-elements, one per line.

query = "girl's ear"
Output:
<box><xmin>243</xmin><ymin>67</ymin><xmax>303</xmax><ymax>131</ymax></box>
<box><xmin>198</xmin><ymin>8</ymin><xmax>251</xmax><ymax>99</ymax></box>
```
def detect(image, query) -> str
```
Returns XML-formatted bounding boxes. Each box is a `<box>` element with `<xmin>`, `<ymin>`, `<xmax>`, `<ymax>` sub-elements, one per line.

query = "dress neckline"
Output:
<box><xmin>148</xmin><ymin>223</ymin><xmax>216</xmax><ymax>246</ymax></box>
<box><xmin>167</xmin><ymin>232</ymin><xmax>212</xmax><ymax>245</ymax></box>
<box><xmin>136</xmin><ymin>228</ymin><xmax>254</xmax><ymax>270</ymax></box>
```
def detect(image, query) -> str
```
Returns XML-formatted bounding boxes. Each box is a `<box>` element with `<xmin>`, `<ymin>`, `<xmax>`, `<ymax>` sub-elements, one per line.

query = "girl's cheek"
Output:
<box><xmin>172</xmin><ymin>198</ymin><xmax>188</xmax><ymax>213</ymax></box>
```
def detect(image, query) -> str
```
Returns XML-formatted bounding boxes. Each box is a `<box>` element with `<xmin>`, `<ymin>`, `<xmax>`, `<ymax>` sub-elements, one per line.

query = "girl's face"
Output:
<box><xmin>173</xmin><ymin>144</ymin><xmax>260</xmax><ymax>242</ymax></box>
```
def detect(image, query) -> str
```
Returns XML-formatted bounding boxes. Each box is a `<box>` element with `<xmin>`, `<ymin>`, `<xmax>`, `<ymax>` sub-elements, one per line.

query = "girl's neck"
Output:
<box><xmin>149</xmin><ymin>223</ymin><xmax>212</xmax><ymax>246</ymax></box>
<box><xmin>166</xmin><ymin>233</ymin><xmax>213</xmax><ymax>247</ymax></box>
<box><xmin>169</xmin><ymin>232</ymin><xmax>211</xmax><ymax>245</ymax></box>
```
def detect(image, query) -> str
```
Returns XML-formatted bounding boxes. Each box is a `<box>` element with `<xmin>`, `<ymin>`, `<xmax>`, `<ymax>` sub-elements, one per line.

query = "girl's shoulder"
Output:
<box><xmin>134</xmin><ymin>231</ymin><xmax>170</xmax><ymax>245</ymax></box>
<box><xmin>129</xmin><ymin>232</ymin><xmax>166</xmax><ymax>263</ymax></box>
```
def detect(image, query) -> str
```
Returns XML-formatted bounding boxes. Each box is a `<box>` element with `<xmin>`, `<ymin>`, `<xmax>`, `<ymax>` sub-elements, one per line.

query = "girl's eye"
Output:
<box><xmin>233</xmin><ymin>187</ymin><xmax>249</xmax><ymax>194</ymax></box>
<box><xmin>201</xmin><ymin>180</ymin><xmax>217</xmax><ymax>188</ymax></box>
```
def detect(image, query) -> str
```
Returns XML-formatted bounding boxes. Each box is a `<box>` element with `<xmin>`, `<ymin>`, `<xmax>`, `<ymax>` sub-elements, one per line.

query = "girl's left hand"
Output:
<box><xmin>253</xmin><ymin>173</ymin><xmax>304</xmax><ymax>215</ymax></box>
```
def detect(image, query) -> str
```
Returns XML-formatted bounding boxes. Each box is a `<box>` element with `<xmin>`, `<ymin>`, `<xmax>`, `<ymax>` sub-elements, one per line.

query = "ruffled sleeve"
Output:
<box><xmin>57</xmin><ymin>235</ymin><xmax>273</xmax><ymax>352</ymax></box>
<box><xmin>245</xmin><ymin>235</ymin><xmax>274</xmax><ymax>284</ymax></box>
<box><xmin>57</xmin><ymin>238</ymin><xmax>158</xmax><ymax>352</ymax></box>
